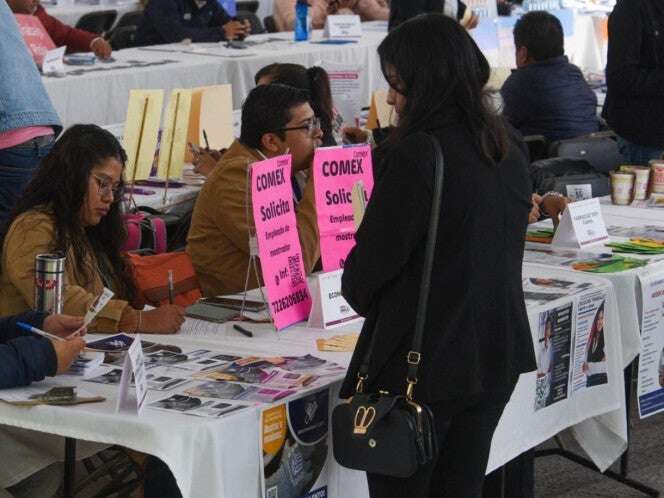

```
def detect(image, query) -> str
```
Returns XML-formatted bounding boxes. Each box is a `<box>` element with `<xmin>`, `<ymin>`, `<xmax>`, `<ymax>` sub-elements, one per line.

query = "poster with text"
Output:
<box><xmin>313</xmin><ymin>145</ymin><xmax>374</xmax><ymax>271</ymax></box>
<box><xmin>251</xmin><ymin>155</ymin><xmax>312</xmax><ymax>329</ymax></box>
<box><xmin>638</xmin><ymin>273</ymin><xmax>664</xmax><ymax>418</ymax></box>
<box><xmin>571</xmin><ymin>290</ymin><xmax>609</xmax><ymax>393</ymax></box>
<box><xmin>534</xmin><ymin>302</ymin><xmax>573</xmax><ymax>410</ymax></box>
<box><xmin>261</xmin><ymin>388</ymin><xmax>330</xmax><ymax>498</ymax></box>
<box><xmin>320</xmin><ymin>61</ymin><xmax>363</xmax><ymax>127</ymax></box>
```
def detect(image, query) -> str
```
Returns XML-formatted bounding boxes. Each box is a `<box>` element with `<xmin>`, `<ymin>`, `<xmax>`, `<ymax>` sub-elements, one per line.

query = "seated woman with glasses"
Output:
<box><xmin>0</xmin><ymin>124</ymin><xmax>186</xmax><ymax>334</ymax></box>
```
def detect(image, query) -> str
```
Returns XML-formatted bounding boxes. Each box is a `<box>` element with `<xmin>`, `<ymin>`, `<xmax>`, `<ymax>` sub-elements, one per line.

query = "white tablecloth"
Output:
<box><xmin>43</xmin><ymin>0</ymin><xmax>141</xmax><ymax>28</ymax></box>
<box><xmin>0</xmin><ymin>264</ymin><xmax>628</xmax><ymax>497</ymax></box>
<box><xmin>526</xmin><ymin>200</ymin><xmax>664</xmax><ymax>367</ymax></box>
<box><xmin>44</xmin><ymin>30</ymin><xmax>387</xmax><ymax>129</ymax></box>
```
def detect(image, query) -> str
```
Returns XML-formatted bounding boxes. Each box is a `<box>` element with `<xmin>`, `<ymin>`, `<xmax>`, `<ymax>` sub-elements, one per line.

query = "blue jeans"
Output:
<box><xmin>616</xmin><ymin>136</ymin><xmax>664</xmax><ymax>166</ymax></box>
<box><xmin>0</xmin><ymin>135</ymin><xmax>54</xmax><ymax>227</ymax></box>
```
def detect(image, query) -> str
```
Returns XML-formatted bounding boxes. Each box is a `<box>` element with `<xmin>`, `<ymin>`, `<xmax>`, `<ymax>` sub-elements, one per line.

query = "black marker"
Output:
<box><xmin>233</xmin><ymin>324</ymin><xmax>253</xmax><ymax>338</ymax></box>
<box><xmin>202</xmin><ymin>129</ymin><xmax>210</xmax><ymax>151</ymax></box>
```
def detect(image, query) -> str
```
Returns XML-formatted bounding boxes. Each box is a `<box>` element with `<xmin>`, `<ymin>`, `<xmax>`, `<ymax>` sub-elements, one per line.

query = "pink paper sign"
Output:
<box><xmin>15</xmin><ymin>15</ymin><xmax>55</xmax><ymax>66</ymax></box>
<box><xmin>251</xmin><ymin>155</ymin><xmax>312</xmax><ymax>330</ymax></box>
<box><xmin>312</xmin><ymin>145</ymin><xmax>374</xmax><ymax>271</ymax></box>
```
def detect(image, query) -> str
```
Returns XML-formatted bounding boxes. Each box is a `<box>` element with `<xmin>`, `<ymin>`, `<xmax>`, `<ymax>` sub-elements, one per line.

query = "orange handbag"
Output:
<box><xmin>127</xmin><ymin>252</ymin><xmax>202</xmax><ymax>308</ymax></box>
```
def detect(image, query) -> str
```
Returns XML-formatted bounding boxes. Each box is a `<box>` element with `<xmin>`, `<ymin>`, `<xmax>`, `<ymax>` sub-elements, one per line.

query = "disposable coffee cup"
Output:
<box><xmin>650</xmin><ymin>160</ymin><xmax>664</xmax><ymax>194</ymax></box>
<box><xmin>632</xmin><ymin>167</ymin><xmax>651</xmax><ymax>200</ymax></box>
<box><xmin>610</xmin><ymin>171</ymin><xmax>635</xmax><ymax>205</ymax></box>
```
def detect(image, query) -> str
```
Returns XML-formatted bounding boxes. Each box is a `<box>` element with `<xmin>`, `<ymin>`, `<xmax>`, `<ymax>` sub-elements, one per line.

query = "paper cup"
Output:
<box><xmin>631</xmin><ymin>167</ymin><xmax>651</xmax><ymax>200</ymax></box>
<box><xmin>650</xmin><ymin>160</ymin><xmax>664</xmax><ymax>194</ymax></box>
<box><xmin>610</xmin><ymin>171</ymin><xmax>635</xmax><ymax>205</ymax></box>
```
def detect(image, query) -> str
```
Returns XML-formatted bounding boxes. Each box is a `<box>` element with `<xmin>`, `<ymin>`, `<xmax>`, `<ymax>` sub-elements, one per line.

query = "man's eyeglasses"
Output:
<box><xmin>93</xmin><ymin>175</ymin><xmax>123</xmax><ymax>201</ymax></box>
<box><xmin>273</xmin><ymin>117</ymin><xmax>321</xmax><ymax>137</ymax></box>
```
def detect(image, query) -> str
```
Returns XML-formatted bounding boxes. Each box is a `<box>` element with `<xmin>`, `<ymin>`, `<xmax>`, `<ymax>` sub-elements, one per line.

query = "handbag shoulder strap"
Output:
<box><xmin>357</xmin><ymin>135</ymin><xmax>445</xmax><ymax>398</ymax></box>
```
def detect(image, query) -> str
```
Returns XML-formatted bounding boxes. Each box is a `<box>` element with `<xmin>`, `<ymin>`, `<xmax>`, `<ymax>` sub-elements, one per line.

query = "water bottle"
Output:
<box><xmin>34</xmin><ymin>253</ymin><xmax>65</xmax><ymax>314</ymax></box>
<box><xmin>295</xmin><ymin>0</ymin><xmax>309</xmax><ymax>41</ymax></box>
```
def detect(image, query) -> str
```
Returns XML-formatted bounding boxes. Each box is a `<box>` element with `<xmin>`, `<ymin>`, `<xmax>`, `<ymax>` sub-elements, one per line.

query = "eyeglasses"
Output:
<box><xmin>273</xmin><ymin>117</ymin><xmax>321</xmax><ymax>137</ymax></box>
<box><xmin>92</xmin><ymin>174</ymin><xmax>123</xmax><ymax>201</ymax></box>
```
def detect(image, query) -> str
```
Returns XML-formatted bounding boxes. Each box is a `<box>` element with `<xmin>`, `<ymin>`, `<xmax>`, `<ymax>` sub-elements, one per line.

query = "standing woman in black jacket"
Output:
<box><xmin>340</xmin><ymin>14</ymin><xmax>536</xmax><ymax>498</ymax></box>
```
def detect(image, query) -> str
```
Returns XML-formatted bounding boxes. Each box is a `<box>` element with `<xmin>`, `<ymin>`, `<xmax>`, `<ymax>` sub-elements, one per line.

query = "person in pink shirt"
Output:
<box><xmin>274</xmin><ymin>0</ymin><xmax>389</xmax><ymax>32</ymax></box>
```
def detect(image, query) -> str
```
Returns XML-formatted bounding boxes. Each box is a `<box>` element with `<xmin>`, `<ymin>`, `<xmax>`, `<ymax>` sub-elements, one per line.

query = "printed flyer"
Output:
<box><xmin>534</xmin><ymin>302</ymin><xmax>573</xmax><ymax>410</ymax></box>
<box><xmin>251</xmin><ymin>155</ymin><xmax>312</xmax><ymax>329</ymax></box>
<box><xmin>522</xmin><ymin>277</ymin><xmax>593</xmax><ymax>307</ymax></box>
<box><xmin>261</xmin><ymin>388</ymin><xmax>330</xmax><ymax>498</ymax></box>
<box><xmin>571</xmin><ymin>289</ymin><xmax>609</xmax><ymax>393</ymax></box>
<box><xmin>313</xmin><ymin>145</ymin><xmax>374</xmax><ymax>271</ymax></box>
<box><xmin>637</xmin><ymin>272</ymin><xmax>664</xmax><ymax>418</ymax></box>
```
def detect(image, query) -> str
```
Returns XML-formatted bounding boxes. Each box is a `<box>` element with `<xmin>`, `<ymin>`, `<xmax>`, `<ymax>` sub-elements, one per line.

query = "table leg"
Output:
<box><xmin>64</xmin><ymin>437</ymin><xmax>77</xmax><ymax>498</ymax></box>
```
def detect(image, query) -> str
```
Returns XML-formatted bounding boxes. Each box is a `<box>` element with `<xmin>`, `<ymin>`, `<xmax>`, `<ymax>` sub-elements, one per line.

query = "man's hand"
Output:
<box><xmin>90</xmin><ymin>38</ymin><xmax>112</xmax><ymax>59</ymax></box>
<box><xmin>51</xmin><ymin>338</ymin><xmax>86</xmax><ymax>375</ymax></box>
<box><xmin>540</xmin><ymin>194</ymin><xmax>569</xmax><ymax>227</ymax></box>
<box><xmin>43</xmin><ymin>314</ymin><xmax>86</xmax><ymax>339</ymax></box>
<box><xmin>342</xmin><ymin>127</ymin><xmax>369</xmax><ymax>144</ymax></box>
<box><xmin>529</xmin><ymin>194</ymin><xmax>542</xmax><ymax>224</ymax></box>
<box><xmin>192</xmin><ymin>149</ymin><xmax>223</xmax><ymax>177</ymax></box>
<box><xmin>223</xmin><ymin>19</ymin><xmax>251</xmax><ymax>40</ymax></box>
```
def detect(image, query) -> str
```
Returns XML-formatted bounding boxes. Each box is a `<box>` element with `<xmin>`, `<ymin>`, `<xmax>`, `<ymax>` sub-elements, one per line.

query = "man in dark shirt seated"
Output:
<box><xmin>500</xmin><ymin>11</ymin><xmax>599</xmax><ymax>141</ymax></box>
<box><xmin>136</xmin><ymin>0</ymin><xmax>250</xmax><ymax>46</ymax></box>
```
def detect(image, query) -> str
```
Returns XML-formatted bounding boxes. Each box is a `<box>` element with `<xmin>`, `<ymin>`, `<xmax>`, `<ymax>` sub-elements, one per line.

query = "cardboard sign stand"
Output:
<box><xmin>239</xmin><ymin>168</ymin><xmax>275</xmax><ymax>330</ymax></box>
<box><xmin>126</xmin><ymin>97</ymin><xmax>150</xmax><ymax>210</ymax></box>
<box><xmin>161</xmin><ymin>92</ymin><xmax>181</xmax><ymax>206</ymax></box>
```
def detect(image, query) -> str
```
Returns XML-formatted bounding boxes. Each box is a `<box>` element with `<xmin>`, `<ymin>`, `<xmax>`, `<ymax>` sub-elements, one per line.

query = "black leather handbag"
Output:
<box><xmin>331</xmin><ymin>136</ymin><xmax>445</xmax><ymax>478</ymax></box>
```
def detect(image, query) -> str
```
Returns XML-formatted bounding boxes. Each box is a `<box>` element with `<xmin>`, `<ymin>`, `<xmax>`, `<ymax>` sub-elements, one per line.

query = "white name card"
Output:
<box><xmin>552</xmin><ymin>198</ymin><xmax>608</xmax><ymax>249</ymax></box>
<box><xmin>308</xmin><ymin>270</ymin><xmax>361</xmax><ymax>329</ymax></box>
<box><xmin>324</xmin><ymin>15</ymin><xmax>362</xmax><ymax>39</ymax></box>
<box><xmin>565</xmin><ymin>184</ymin><xmax>592</xmax><ymax>202</ymax></box>
<box><xmin>42</xmin><ymin>46</ymin><xmax>65</xmax><ymax>74</ymax></box>
<box><xmin>116</xmin><ymin>335</ymin><xmax>148</xmax><ymax>415</ymax></box>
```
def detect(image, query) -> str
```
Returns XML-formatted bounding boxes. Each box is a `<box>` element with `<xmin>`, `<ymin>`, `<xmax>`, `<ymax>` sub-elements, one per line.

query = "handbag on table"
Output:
<box><xmin>331</xmin><ymin>136</ymin><xmax>445</xmax><ymax>478</ymax></box>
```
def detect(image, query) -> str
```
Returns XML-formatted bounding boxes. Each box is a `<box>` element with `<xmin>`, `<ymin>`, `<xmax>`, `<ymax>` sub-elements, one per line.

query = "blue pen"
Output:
<box><xmin>17</xmin><ymin>322</ymin><xmax>65</xmax><ymax>342</ymax></box>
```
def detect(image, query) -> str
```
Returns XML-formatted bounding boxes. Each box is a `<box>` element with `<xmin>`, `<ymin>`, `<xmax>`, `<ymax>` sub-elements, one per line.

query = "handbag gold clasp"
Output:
<box><xmin>406</xmin><ymin>378</ymin><xmax>417</xmax><ymax>400</ymax></box>
<box><xmin>356</xmin><ymin>373</ymin><xmax>368</xmax><ymax>393</ymax></box>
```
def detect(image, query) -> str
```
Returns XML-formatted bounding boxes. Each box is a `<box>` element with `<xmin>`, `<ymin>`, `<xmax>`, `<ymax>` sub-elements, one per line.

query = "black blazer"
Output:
<box><xmin>340</xmin><ymin>121</ymin><xmax>537</xmax><ymax>404</ymax></box>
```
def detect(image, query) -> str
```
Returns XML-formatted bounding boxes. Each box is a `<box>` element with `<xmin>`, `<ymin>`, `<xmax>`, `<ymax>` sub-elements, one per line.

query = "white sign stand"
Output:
<box><xmin>323</xmin><ymin>15</ymin><xmax>362</xmax><ymax>39</ymax></box>
<box><xmin>116</xmin><ymin>335</ymin><xmax>148</xmax><ymax>415</ymax></box>
<box><xmin>307</xmin><ymin>270</ymin><xmax>360</xmax><ymax>329</ymax></box>
<box><xmin>552</xmin><ymin>198</ymin><xmax>609</xmax><ymax>249</ymax></box>
<box><xmin>42</xmin><ymin>46</ymin><xmax>65</xmax><ymax>74</ymax></box>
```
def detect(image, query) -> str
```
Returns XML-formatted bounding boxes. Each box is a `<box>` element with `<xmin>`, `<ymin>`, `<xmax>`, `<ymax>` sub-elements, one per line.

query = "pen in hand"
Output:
<box><xmin>17</xmin><ymin>322</ymin><xmax>66</xmax><ymax>342</ymax></box>
<box><xmin>167</xmin><ymin>269</ymin><xmax>175</xmax><ymax>305</ymax></box>
<box><xmin>202</xmin><ymin>130</ymin><xmax>210</xmax><ymax>152</ymax></box>
<box><xmin>233</xmin><ymin>324</ymin><xmax>253</xmax><ymax>338</ymax></box>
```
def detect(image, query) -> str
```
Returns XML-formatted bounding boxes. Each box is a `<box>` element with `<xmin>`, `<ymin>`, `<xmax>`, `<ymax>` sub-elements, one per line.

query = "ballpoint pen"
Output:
<box><xmin>168</xmin><ymin>269</ymin><xmax>175</xmax><ymax>304</ymax></box>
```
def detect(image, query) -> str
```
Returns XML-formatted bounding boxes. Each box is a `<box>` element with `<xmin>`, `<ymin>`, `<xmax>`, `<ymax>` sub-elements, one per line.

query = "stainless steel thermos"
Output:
<box><xmin>34</xmin><ymin>253</ymin><xmax>65</xmax><ymax>314</ymax></box>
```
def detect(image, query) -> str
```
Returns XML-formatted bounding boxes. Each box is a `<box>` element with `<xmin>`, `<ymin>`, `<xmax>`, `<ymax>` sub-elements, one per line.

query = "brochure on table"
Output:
<box><xmin>637</xmin><ymin>271</ymin><xmax>664</xmax><ymax>418</ymax></box>
<box><xmin>312</xmin><ymin>144</ymin><xmax>374</xmax><ymax>271</ymax></box>
<box><xmin>251</xmin><ymin>155</ymin><xmax>312</xmax><ymax>330</ymax></box>
<box><xmin>261</xmin><ymin>388</ymin><xmax>330</xmax><ymax>498</ymax></box>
